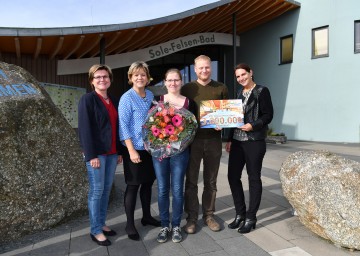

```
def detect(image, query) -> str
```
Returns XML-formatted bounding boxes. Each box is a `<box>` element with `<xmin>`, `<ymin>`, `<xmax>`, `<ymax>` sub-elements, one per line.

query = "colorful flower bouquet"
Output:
<box><xmin>142</xmin><ymin>101</ymin><xmax>198</xmax><ymax>159</ymax></box>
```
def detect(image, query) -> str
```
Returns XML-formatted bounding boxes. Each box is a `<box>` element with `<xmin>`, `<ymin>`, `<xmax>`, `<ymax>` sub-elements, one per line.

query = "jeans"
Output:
<box><xmin>153</xmin><ymin>148</ymin><xmax>189</xmax><ymax>228</ymax></box>
<box><xmin>86</xmin><ymin>154</ymin><xmax>118</xmax><ymax>235</ymax></box>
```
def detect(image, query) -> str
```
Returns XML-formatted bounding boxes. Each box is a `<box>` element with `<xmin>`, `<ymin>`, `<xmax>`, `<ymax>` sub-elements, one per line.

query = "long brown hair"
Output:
<box><xmin>164</xmin><ymin>68</ymin><xmax>182</xmax><ymax>81</ymax></box>
<box><xmin>235</xmin><ymin>63</ymin><xmax>254</xmax><ymax>80</ymax></box>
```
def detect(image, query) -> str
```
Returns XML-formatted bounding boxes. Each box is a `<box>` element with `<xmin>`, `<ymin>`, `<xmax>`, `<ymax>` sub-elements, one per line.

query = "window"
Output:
<box><xmin>355</xmin><ymin>20</ymin><xmax>360</xmax><ymax>53</ymax></box>
<box><xmin>312</xmin><ymin>26</ymin><xmax>329</xmax><ymax>58</ymax></box>
<box><xmin>280</xmin><ymin>35</ymin><xmax>293</xmax><ymax>64</ymax></box>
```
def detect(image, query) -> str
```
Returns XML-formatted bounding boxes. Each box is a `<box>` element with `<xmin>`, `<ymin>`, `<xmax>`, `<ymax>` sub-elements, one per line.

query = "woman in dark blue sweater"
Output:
<box><xmin>78</xmin><ymin>64</ymin><xmax>123</xmax><ymax>246</ymax></box>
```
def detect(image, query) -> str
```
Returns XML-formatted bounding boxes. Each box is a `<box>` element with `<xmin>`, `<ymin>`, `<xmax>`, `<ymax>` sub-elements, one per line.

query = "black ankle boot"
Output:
<box><xmin>238</xmin><ymin>218</ymin><xmax>257</xmax><ymax>233</ymax></box>
<box><xmin>228</xmin><ymin>215</ymin><xmax>245</xmax><ymax>229</ymax></box>
<box><xmin>141</xmin><ymin>216</ymin><xmax>161</xmax><ymax>227</ymax></box>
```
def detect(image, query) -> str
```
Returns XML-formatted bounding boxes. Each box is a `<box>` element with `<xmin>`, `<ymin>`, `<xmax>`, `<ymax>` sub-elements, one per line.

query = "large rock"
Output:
<box><xmin>279</xmin><ymin>150</ymin><xmax>360</xmax><ymax>250</ymax></box>
<box><xmin>0</xmin><ymin>61</ymin><xmax>87</xmax><ymax>242</ymax></box>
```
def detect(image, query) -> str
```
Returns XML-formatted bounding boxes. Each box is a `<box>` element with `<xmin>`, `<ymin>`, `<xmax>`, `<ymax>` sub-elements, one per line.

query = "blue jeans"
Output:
<box><xmin>86</xmin><ymin>154</ymin><xmax>118</xmax><ymax>235</ymax></box>
<box><xmin>153</xmin><ymin>148</ymin><xmax>189</xmax><ymax>228</ymax></box>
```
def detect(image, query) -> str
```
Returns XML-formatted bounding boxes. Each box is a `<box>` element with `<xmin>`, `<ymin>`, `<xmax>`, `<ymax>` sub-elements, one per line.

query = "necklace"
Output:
<box><xmin>96</xmin><ymin>91</ymin><xmax>109</xmax><ymax>101</ymax></box>
<box><xmin>133</xmin><ymin>88</ymin><xmax>146</xmax><ymax>98</ymax></box>
<box><xmin>243</xmin><ymin>83</ymin><xmax>256</xmax><ymax>92</ymax></box>
<box><xmin>139</xmin><ymin>92</ymin><xmax>146</xmax><ymax>101</ymax></box>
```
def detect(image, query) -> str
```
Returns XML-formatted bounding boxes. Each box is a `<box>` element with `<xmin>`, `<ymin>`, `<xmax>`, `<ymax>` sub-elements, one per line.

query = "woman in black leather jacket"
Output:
<box><xmin>225</xmin><ymin>63</ymin><xmax>273</xmax><ymax>234</ymax></box>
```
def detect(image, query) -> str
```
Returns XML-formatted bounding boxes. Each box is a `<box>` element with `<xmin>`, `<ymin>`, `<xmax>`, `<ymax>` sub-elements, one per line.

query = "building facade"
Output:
<box><xmin>1</xmin><ymin>0</ymin><xmax>359</xmax><ymax>142</ymax></box>
<box><xmin>237</xmin><ymin>0</ymin><xmax>360</xmax><ymax>143</ymax></box>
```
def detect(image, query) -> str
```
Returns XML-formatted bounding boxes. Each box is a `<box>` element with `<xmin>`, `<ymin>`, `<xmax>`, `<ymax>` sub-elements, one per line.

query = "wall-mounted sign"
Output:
<box><xmin>58</xmin><ymin>32</ymin><xmax>240</xmax><ymax>75</ymax></box>
<box><xmin>41</xmin><ymin>83</ymin><xmax>86</xmax><ymax>128</ymax></box>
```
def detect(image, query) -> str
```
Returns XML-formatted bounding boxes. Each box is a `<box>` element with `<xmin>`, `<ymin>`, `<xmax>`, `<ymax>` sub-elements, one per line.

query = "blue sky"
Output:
<box><xmin>2</xmin><ymin>0</ymin><xmax>219</xmax><ymax>28</ymax></box>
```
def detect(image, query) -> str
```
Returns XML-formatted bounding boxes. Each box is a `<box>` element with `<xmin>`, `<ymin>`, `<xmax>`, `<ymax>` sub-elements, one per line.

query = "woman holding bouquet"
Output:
<box><xmin>153</xmin><ymin>69</ymin><xmax>196</xmax><ymax>243</ymax></box>
<box><xmin>118</xmin><ymin>61</ymin><xmax>160</xmax><ymax>241</ymax></box>
<box><xmin>225</xmin><ymin>63</ymin><xmax>273</xmax><ymax>234</ymax></box>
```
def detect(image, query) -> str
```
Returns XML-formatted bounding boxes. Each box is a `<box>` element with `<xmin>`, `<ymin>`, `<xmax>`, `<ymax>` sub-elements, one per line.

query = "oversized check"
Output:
<box><xmin>199</xmin><ymin>99</ymin><xmax>244</xmax><ymax>128</ymax></box>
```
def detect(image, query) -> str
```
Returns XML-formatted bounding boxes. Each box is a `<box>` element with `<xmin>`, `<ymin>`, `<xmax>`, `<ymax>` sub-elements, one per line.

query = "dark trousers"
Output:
<box><xmin>228</xmin><ymin>139</ymin><xmax>266</xmax><ymax>219</ymax></box>
<box><xmin>184</xmin><ymin>137</ymin><xmax>222</xmax><ymax>221</ymax></box>
<box><xmin>124</xmin><ymin>182</ymin><xmax>154</xmax><ymax>232</ymax></box>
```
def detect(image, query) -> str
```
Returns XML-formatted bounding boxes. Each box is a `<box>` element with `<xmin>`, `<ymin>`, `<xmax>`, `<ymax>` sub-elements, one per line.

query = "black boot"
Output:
<box><xmin>228</xmin><ymin>215</ymin><xmax>245</xmax><ymax>229</ymax></box>
<box><xmin>238</xmin><ymin>218</ymin><xmax>257</xmax><ymax>233</ymax></box>
<box><xmin>141</xmin><ymin>216</ymin><xmax>161</xmax><ymax>227</ymax></box>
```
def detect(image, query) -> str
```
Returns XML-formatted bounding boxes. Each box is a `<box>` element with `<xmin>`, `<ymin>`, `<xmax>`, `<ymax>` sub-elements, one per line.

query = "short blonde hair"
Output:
<box><xmin>127</xmin><ymin>61</ymin><xmax>151</xmax><ymax>85</ymax></box>
<box><xmin>194</xmin><ymin>55</ymin><xmax>211</xmax><ymax>66</ymax></box>
<box><xmin>88</xmin><ymin>64</ymin><xmax>113</xmax><ymax>89</ymax></box>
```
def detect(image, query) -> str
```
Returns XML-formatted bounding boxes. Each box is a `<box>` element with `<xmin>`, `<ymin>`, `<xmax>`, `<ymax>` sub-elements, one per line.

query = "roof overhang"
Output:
<box><xmin>0</xmin><ymin>0</ymin><xmax>300</xmax><ymax>61</ymax></box>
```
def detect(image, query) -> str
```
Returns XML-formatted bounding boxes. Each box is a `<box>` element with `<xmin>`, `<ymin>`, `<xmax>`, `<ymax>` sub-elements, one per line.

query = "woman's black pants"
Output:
<box><xmin>227</xmin><ymin>139</ymin><xmax>266</xmax><ymax>220</ymax></box>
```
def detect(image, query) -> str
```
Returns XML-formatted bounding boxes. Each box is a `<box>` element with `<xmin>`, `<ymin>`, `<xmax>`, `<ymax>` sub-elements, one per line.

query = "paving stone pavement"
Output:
<box><xmin>1</xmin><ymin>141</ymin><xmax>359</xmax><ymax>256</ymax></box>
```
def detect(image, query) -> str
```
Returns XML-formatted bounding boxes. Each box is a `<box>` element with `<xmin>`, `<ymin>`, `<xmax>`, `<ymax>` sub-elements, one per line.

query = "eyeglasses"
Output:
<box><xmin>94</xmin><ymin>75</ymin><xmax>110</xmax><ymax>80</ymax></box>
<box><xmin>166</xmin><ymin>79</ymin><xmax>181</xmax><ymax>83</ymax></box>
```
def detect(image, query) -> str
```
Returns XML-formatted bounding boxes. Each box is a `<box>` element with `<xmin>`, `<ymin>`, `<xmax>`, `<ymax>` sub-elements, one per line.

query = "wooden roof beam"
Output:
<box><xmin>175</xmin><ymin>16</ymin><xmax>196</xmax><ymax>32</ymax></box>
<box><xmin>77</xmin><ymin>34</ymin><xmax>103</xmax><ymax>58</ymax></box>
<box><xmin>242</xmin><ymin>0</ymin><xmax>282</xmax><ymax>30</ymax></box>
<box><xmin>157</xmin><ymin>16</ymin><xmax>196</xmax><ymax>42</ymax></box>
<box><xmin>63</xmin><ymin>35</ymin><xmax>85</xmax><ymax>60</ymax></box>
<box><xmin>107</xmin><ymin>30</ymin><xmax>138</xmax><ymax>55</ymax></box>
<box><xmin>233</xmin><ymin>0</ymin><xmax>273</xmax><ymax>32</ymax></box>
<box><xmin>146</xmin><ymin>21</ymin><xmax>185</xmax><ymax>48</ymax></box>
<box><xmin>50</xmin><ymin>36</ymin><xmax>64</xmax><ymax>60</ymax></box>
<box><xmin>122</xmin><ymin>27</ymin><xmax>155</xmax><ymax>52</ymax></box>
<box><xmin>138</xmin><ymin>22</ymin><xmax>174</xmax><ymax>49</ymax></box>
<box><xmin>90</xmin><ymin>31</ymin><xmax>121</xmax><ymax>57</ymax></box>
<box><xmin>209</xmin><ymin>0</ymin><xmax>252</xmax><ymax>34</ymax></box>
<box><xmin>180</xmin><ymin>14</ymin><xmax>210</xmax><ymax>35</ymax></box>
<box><xmin>240</xmin><ymin>1</ymin><xmax>289</xmax><ymax>32</ymax></box>
<box><xmin>33</xmin><ymin>37</ymin><xmax>42</xmax><ymax>59</ymax></box>
<box><xmin>113</xmin><ymin>30</ymin><xmax>139</xmax><ymax>54</ymax></box>
<box><xmin>14</xmin><ymin>37</ymin><xmax>21</xmax><ymax>59</ymax></box>
<box><xmin>182</xmin><ymin>1</ymin><xmax>240</xmax><ymax>35</ymax></box>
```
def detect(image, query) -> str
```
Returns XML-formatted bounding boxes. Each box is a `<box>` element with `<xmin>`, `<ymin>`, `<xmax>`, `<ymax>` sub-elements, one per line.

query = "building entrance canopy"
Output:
<box><xmin>0</xmin><ymin>0</ymin><xmax>300</xmax><ymax>73</ymax></box>
<box><xmin>57</xmin><ymin>32</ymin><xmax>240</xmax><ymax>75</ymax></box>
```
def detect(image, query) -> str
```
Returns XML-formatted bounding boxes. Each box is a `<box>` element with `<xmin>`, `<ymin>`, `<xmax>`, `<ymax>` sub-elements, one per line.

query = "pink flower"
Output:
<box><xmin>165</xmin><ymin>124</ymin><xmax>175</xmax><ymax>135</ymax></box>
<box><xmin>161</xmin><ymin>109</ymin><xmax>168</xmax><ymax>116</ymax></box>
<box><xmin>163</xmin><ymin>115</ymin><xmax>171</xmax><ymax>123</ymax></box>
<box><xmin>169</xmin><ymin>107</ymin><xmax>175</xmax><ymax>116</ymax></box>
<box><xmin>172</xmin><ymin>114</ymin><xmax>183</xmax><ymax>127</ymax></box>
<box><xmin>151</xmin><ymin>126</ymin><xmax>160</xmax><ymax>137</ymax></box>
<box><xmin>142</xmin><ymin>101</ymin><xmax>198</xmax><ymax>160</ymax></box>
<box><xmin>161</xmin><ymin>128</ymin><xmax>167</xmax><ymax>136</ymax></box>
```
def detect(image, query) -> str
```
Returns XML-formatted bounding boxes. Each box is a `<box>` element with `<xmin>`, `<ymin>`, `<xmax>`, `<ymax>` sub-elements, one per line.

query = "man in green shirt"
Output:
<box><xmin>181</xmin><ymin>55</ymin><xmax>228</xmax><ymax>233</ymax></box>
